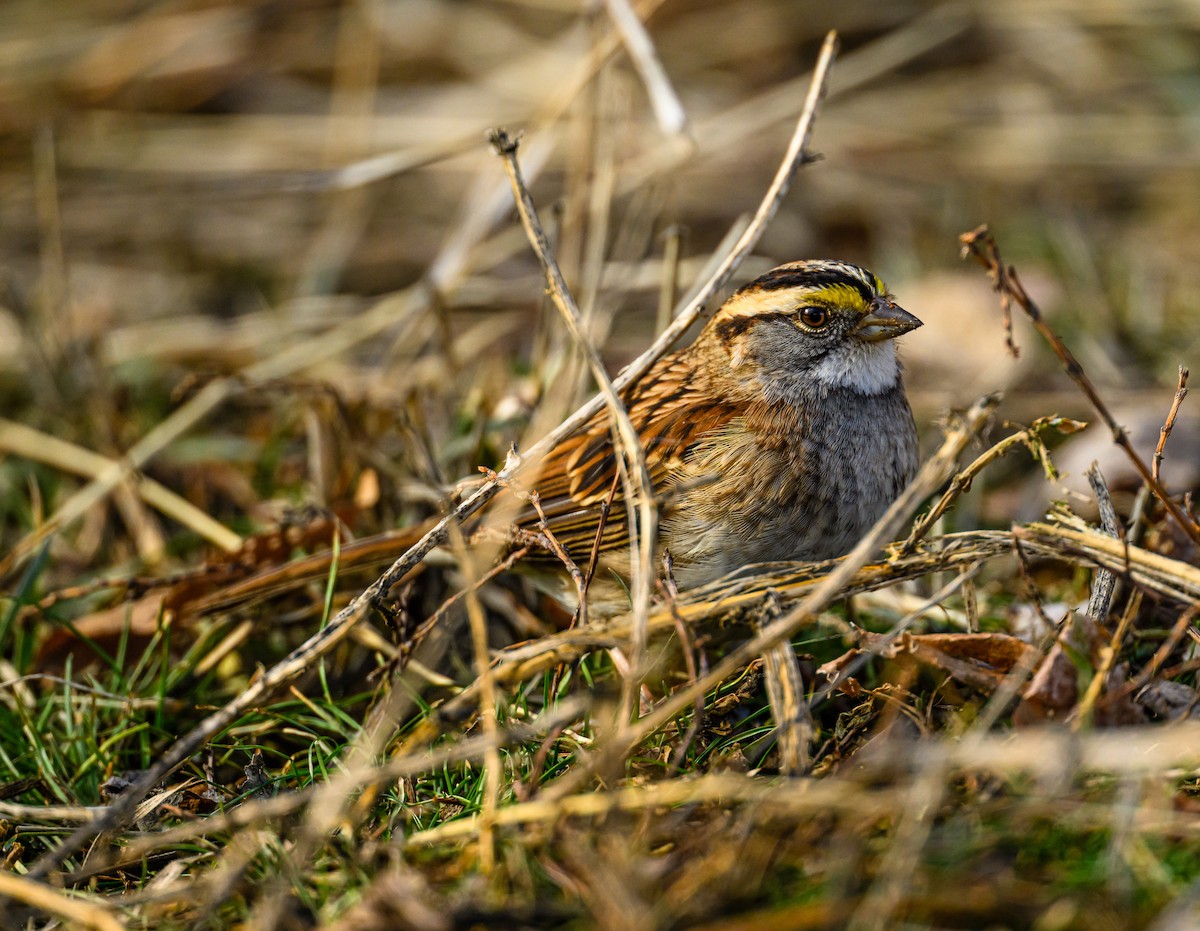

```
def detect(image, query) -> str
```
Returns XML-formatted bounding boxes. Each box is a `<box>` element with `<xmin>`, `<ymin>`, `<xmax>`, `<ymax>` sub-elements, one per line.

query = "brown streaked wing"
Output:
<box><xmin>516</xmin><ymin>353</ymin><xmax>736</xmax><ymax>561</ymax></box>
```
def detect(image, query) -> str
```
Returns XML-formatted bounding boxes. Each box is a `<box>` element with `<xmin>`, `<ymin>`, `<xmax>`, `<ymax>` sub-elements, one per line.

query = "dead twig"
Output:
<box><xmin>1074</xmin><ymin>590</ymin><xmax>1142</xmax><ymax>730</ymax></box>
<box><xmin>960</xmin><ymin>226</ymin><xmax>1200</xmax><ymax>548</ymax></box>
<box><xmin>582</xmin><ymin>471</ymin><xmax>621</xmax><ymax>609</ymax></box>
<box><xmin>1016</xmin><ymin>521</ymin><xmax>1200</xmax><ymax>604</ymax></box>
<box><xmin>0</xmin><ymin>871</ymin><xmax>122</xmax><ymax>931</ymax></box>
<box><xmin>1096</xmin><ymin>604</ymin><xmax>1199</xmax><ymax>711</ymax></box>
<box><xmin>489</xmin><ymin>126</ymin><xmax>658</xmax><ymax>697</ymax></box>
<box><xmin>1153</xmin><ymin>365</ymin><xmax>1189</xmax><ymax>484</ymax></box>
<box><xmin>1084</xmin><ymin>463</ymin><xmax>1123</xmax><ymax>623</ymax></box>
<box><xmin>1012</xmin><ymin>532</ymin><xmax>1058</xmax><ymax>640</ymax></box>
<box><xmin>666</xmin><ymin>31</ymin><xmax>838</xmax><ymax>327</ymax></box>
<box><xmin>528</xmin><ymin>491</ymin><xmax>589</xmax><ymax>627</ymax></box>
<box><xmin>403</xmin><ymin>543</ymin><xmax>533</xmax><ymax>669</ymax></box>
<box><xmin>656</xmin><ymin>225</ymin><xmax>685</xmax><ymax>333</ymax></box>
<box><xmin>448</xmin><ymin>520</ymin><xmax>502</xmax><ymax>874</ymax></box>
<box><xmin>756</xmin><ymin>591</ymin><xmax>813</xmax><ymax>774</ymax></box>
<box><xmin>899</xmin><ymin>413</ymin><xmax>1085</xmax><ymax>553</ymax></box>
<box><xmin>661</xmin><ymin>552</ymin><xmax>706</xmax><ymax>773</ymax></box>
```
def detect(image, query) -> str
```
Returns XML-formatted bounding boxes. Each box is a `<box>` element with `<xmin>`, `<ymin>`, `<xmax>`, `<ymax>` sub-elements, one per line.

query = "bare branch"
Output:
<box><xmin>1153</xmin><ymin>365</ymin><xmax>1189</xmax><ymax>484</ymax></box>
<box><xmin>899</xmin><ymin>412</ymin><xmax>1084</xmax><ymax>554</ymax></box>
<box><xmin>960</xmin><ymin>226</ymin><xmax>1200</xmax><ymax>548</ymax></box>
<box><xmin>489</xmin><ymin>127</ymin><xmax>657</xmax><ymax>723</ymax></box>
<box><xmin>1084</xmin><ymin>462</ymin><xmax>1123</xmax><ymax>624</ymax></box>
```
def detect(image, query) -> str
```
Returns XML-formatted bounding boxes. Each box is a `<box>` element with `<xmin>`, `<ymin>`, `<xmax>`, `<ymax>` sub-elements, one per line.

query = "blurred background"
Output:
<box><xmin>2</xmin><ymin>0</ymin><xmax>1200</xmax><ymax>569</ymax></box>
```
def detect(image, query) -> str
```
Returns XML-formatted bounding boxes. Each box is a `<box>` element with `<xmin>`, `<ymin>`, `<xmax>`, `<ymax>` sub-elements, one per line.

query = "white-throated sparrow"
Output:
<box><xmin>506</xmin><ymin>259</ymin><xmax>922</xmax><ymax>614</ymax></box>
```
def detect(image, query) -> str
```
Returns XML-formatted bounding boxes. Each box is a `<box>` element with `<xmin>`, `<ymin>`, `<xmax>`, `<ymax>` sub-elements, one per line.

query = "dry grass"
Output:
<box><xmin>2</xmin><ymin>1</ymin><xmax>1200</xmax><ymax>928</ymax></box>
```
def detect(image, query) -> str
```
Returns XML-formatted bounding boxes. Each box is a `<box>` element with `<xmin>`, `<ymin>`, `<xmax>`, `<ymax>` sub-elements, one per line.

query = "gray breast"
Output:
<box><xmin>661</xmin><ymin>382</ymin><xmax>917</xmax><ymax>586</ymax></box>
<box><xmin>791</xmin><ymin>384</ymin><xmax>918</xmax><ymax>559</ymax></box>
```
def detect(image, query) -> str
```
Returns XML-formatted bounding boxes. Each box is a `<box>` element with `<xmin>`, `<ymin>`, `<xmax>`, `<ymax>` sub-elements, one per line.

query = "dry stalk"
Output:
<box><xmin>401</xmin><ymin>543</ymin><xmax>532</xmax><ymax>661</ymax></box>
<box><xmin>404</xmin><ymin>774</ymin><xmax>1200</xmax><ymax>855</ymax></box>
<box><xmin>660</xmin><ymin>555</ymin><xmax>706</xmax><ymax>772</ymax></box>
<box><xmin>1017</xmin><ymin>522</ymin><xmax>1200</xmax><ymax>604</ymax></box>
<box><xmin>431</xmin><ymin>536</ymin><xmax>1005</xmax><ymax>729</ymax></box>
<box><xmin>490</xmin><ymin>126</ymin><xmax>658</xmax><ymax>717</ymax></box>
<box><xmin>899</xmin><ymin>413</ymin><xmax>1085</xmax><ymax>554</ymax></box>
<box><xmin>960</xmin><ymin>225</ymin><xmax>1200</xmax><ymax>547</ymax></box>
<box><xmin>603</xmin><ymin>0</ymin><xmax>687</xmax><ymax>137</ymax></box>
<box><xmin>583</xmin><ymin>473</ymin><xmax>621</xmax><ymax>604</ymax></box>
<box><xmin>656</xmin><ymin>225</ymin><xmax>685</xmax><ymax>333</ymax></box>
<box><xmin>528</xmin><ymin>492</ymin><xmax>589</xmax><ymax>625</ymax></box>
<box><xmin>0</xmin><ymin>417</ymin><xmax>241</xmax><ymax>552</ymax></box>
<box><xmin>618</xmin><ymin>14</ymin><xmax>963</xmax><ymax>194</ymax></box>
<box><xmin>1153</xmin><ymin>365</ymin><xmax>1189</xmax><ymax>484</ymax></box>
<box><xmin>456</xmin><ymin>515</ymin><xmax>1200</xmax><ymax>702</ymax></box>
<box><xmin>663</xmin><ymin>31</ymin><xmax>838</xmax><ymax>326</ymax></box>
<box><xmin>849</xmin><ymin>756</ymin><xmax>946</xmax><ymax>930</ymax></box>
<box><xmin>571</xmin><ymin>64</ymin><xmax>620</xmax><ymax>356</ymax></box>
<box><xmin>486</xmin><ymin>534</ymin><xmax>1004</xmax><ymax>686</ymax></box>
<box><xmin>1</xmin><ymin>379</ymin><xmax>236</xmax><ymax>579</ymax></box>
<box><xmin>1096</xmin><ymin>604</ymin><xmax>1200</xmax><ymax>711</ymax></box>
<box><xmin>901</xmin><ymin>720</ymin><xmax>1200</xmax><ymax>783</ymax></box>
<box><xmin>961</xmin><ymin>568</ymin><xmax>979</xmax><ymax>631</ymax></box>
<box><xmin>755</xmin><ymin>592</ymin><xmax>813</xmax><ymax>774</ymax></box>
<box><xmin>1074</xmin><ymin>590</ymin><xmax>1142</xmax><ymax>731</ymax></box>
<box><xmin>1083</xmin><ymin>463</ymin><xmax>1122</xmax><ymax>622</ymax></box>
<box><xmin>526</xmin><ymin>0</ymin><xmax>672</xmax><ymax>147</ymax></box>
<box><xmin>406</xmin><ymin>772</ymin><xmax>904</xmax><ymax>848</ymax></box>
<box><xmin>0</xmin><ymin>799</ymin><xmax>101</xmax><ymax>824</ymax></box>
<box><xmin>189</xmin><ymin>826</ymin><xmax>271</xmax><ymax>922</ymax></box>
<box><xmin>448</xmin><ymin>521</ymin><xmax>501</xmax><ymax>874</ymax></box>
<box><xmin>1068</xmin><ymin>463</ymin><xmax>1130</xmax><ymax>730</ymax></box>
<box><xmin>404</xmin><ymin>721</ymin><xmax>1200</xmax><ymax>851</ymax></box>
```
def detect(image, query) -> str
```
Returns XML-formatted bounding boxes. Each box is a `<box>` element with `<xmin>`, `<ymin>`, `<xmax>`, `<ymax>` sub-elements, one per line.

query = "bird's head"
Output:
<box><xmin>705</xmin><ymin>259</ymin><xmax>922</xmax><ymax>398</ymax></box>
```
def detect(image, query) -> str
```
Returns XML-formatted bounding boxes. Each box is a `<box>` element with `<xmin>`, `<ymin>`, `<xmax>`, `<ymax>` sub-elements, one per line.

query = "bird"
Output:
<box><xmin>502</xmin><ymin>258</ymin><xmax>922</xmax><ymax>616</ymax></box>
<box><xmin>147</xmin><ymin>260</ymin><xmax>922</xmax><ymax>629</ymax></box>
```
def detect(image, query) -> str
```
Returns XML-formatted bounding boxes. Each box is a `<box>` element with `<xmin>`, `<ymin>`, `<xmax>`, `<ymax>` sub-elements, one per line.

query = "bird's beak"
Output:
<box><xmin>854</xmin><ymin>297</ymin><xmax>923</xmax><ymax>342</ymax></box>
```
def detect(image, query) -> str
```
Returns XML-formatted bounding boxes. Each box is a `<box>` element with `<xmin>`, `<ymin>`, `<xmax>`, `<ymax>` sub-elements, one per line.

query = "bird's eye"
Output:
<box><xmin>798</xmin><ymin>306</ymin><xmax>829</xmax><ymax>329</ymax></box>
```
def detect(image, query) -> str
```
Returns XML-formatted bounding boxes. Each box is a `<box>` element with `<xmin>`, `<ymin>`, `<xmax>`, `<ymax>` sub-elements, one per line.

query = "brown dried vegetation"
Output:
<box><xmin>1</xmin><ymin>2</ymin><xmax>1200</xmax><ymax>929</ymax></box>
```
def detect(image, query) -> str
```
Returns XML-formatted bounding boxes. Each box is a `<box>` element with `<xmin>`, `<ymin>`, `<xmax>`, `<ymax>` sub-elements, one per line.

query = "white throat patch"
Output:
<box><xmin>810</xmin><ymin>341</ymin><xmax>900</xmax><ymax>395</ymax></box>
